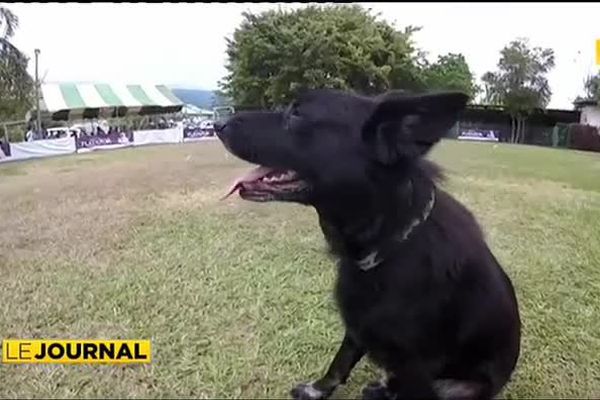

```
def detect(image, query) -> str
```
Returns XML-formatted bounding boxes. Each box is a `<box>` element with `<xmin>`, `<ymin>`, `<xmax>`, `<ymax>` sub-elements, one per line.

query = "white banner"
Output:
<box><xmin>76</xmin><ymin>143</ymin><xmax>133</xmax><ymax>153</ymax></box>
<box><xmin>182</xmin><ymin>136</ymin><xmax>218</xmax><ymax>143</ymax></box>
<box><xmin>132</xmin><ymin>126</ymin><xmax>183</xmax><ymax>146</ymax></box>
<box><xmin>9</xmin><ymin>137</ymin><xmax>77</xmax><ymax>161</ymax></box>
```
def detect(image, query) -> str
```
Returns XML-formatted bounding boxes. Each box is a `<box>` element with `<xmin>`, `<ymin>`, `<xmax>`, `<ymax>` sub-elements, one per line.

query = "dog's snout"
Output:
<box><xmin>214</xmin><ymin>119</ymin><xmax>234</xmax><ymax>143</ymax></box>
<box><xmin>214</xmin><ymin>120</ymin><xmax>227</xmax><ymax>134</ymax></box>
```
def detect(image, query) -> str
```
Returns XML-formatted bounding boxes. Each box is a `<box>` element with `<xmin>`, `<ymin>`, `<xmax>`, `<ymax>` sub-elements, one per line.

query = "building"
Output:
<box><xmin>457</xmin><ymin>104</ymin><xmax>580</xmax><ymax>146</ymax></box>
<box><xmin>573</xmin><ymin>99</ymin><xmax>600</xmax><ymax>128</ymax></box>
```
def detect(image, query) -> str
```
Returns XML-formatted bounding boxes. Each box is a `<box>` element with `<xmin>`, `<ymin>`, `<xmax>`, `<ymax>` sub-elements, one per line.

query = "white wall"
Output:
<box><xmin>579</xmin><ymin>106</ymin><xmax>600</xmax><ymax>128</ymax></box>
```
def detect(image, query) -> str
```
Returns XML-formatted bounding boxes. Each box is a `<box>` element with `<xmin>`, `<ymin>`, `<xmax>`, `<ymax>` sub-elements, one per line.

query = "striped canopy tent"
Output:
<box><xmin>30</xmin><ymin>83</ymin><xmax>184</xmax><ymax>121</ymax></box>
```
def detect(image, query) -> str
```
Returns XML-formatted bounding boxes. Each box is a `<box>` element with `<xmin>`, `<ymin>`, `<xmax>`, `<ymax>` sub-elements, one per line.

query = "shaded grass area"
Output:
<box><xmin>1</xmin><ymin>140</ymin><xmax>599</xmax><ymax>398</ymax></box>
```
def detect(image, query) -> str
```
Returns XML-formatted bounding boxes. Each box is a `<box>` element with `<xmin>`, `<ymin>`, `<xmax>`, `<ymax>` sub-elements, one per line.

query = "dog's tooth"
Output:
<box><xmin>263</xmin><ymin>171</ymin><xmax>296</xmax><ymax>184</ymax></box>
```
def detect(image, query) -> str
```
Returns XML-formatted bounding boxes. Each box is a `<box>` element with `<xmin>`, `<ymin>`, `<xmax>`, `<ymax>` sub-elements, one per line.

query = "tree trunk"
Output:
<box><xmin>510</xmin><ymin>116</ymin><xmax>516</xmax><ymax>143</ymax></box>
<box><xmin>517</xmin><ymin>116</ymin><xmax>525</xmax><ymax>144</ymax></box>
<box><xmin>517</xmin><ymin>117</ymin><xmax>526</xmax><ymax>144</ymax></box>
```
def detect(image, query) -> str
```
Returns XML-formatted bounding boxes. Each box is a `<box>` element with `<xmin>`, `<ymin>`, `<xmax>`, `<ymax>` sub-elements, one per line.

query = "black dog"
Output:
<box><xmin>216</xmin><ymin>89</ymin><xmax>521</xmax><ymax>400</ymax></box>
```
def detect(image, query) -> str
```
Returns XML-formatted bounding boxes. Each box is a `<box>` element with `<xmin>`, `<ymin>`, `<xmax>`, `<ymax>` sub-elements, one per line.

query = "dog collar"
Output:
<box><xmin>357</xmin><ymin>187</ymin><xmax>436</xmax><ymax>272</ymax></box>
<box><xmin>356</xmin><ymin>251</ymin><xmax>382</xmax><ymax>271</ymax></box>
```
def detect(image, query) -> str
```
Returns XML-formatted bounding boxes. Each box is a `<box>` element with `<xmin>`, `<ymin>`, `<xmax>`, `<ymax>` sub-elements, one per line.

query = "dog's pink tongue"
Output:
<box><xmin>221</xmin><ymin>165</ymin><xmax>275</xmax><ymax>200</ymax></box>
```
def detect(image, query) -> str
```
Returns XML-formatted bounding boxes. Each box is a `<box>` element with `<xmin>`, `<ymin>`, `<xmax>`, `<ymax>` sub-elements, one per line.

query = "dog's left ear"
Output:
<box><xmin>362</xmin><ymin>91</ymin><xmax>469</xmax><ymax>164</ymax></box>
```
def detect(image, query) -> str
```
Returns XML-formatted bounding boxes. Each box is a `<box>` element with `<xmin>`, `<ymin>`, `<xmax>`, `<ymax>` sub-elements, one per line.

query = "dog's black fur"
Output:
<box><xmin>216</xmin><ymin>89</ymin><xmax>521</xmax><ymax>400</ymax></box>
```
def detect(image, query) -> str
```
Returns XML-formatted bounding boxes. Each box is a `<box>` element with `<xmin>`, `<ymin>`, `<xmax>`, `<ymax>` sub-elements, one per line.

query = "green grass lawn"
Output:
<box><xmin>1</xmin><ymin>140</ymin><xmax>599</xmax><ymax>398</ymax></box>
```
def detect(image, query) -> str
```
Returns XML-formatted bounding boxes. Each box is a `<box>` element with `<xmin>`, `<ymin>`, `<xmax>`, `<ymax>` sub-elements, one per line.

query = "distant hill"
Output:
<box><xmin>170</xmin><ymin>88</ymin><xmax>229</xmax><ymax>110</ymax></box>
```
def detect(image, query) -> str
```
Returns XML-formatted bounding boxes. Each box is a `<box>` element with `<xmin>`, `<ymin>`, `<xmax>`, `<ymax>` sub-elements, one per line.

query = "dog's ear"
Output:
<box><xmin>362</xmin><ymin>91</ymin><xmax>469</xmax><ymax>164</ymax></box>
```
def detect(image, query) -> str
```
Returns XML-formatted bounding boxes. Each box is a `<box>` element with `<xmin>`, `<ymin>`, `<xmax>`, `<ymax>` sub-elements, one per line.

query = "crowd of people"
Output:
<box><xmin>182</xmin><ymin>117</ymin><xmax>215</xmax><ymax>138</ymax></box>
<box><xmin>25</xmin><ymin>125</ymin><xmax>132</xmax><ymax>142</ymax></box>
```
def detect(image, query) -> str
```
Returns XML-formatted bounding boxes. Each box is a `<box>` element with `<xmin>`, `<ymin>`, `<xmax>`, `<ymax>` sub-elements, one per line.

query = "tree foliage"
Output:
<box><xmin>481</xmin><ymin>38</ymin><xmax>555</xmax><ymax>143</ymax></box>
<box><xmin>221</xmin><ymin>5</ymin><xmax>477</xmax><ymax>108</ymax></box>
<box><xmin>422</xmin><ymin>53</ymin><xmax>480</xmax><ymax>98</ymax></box>
<box><xmin>0</xmin><ymin>5</ymin><xmax>33</xmax><ymax>123</ymax></box>
<box><xmin>575</xmin><ymin>73</ymin><xmax>600</xmax><ymax>103</ymax></box>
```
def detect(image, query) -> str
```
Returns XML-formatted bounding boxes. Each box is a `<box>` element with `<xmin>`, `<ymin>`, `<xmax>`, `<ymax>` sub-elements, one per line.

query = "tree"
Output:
<box><xmin>0</xmin><ymin>6</ymin><xmax>18</xmax><ymax>38</ymax></box>
<box><xmin>0</xmin><ymin>5</ymin><xmax>33</xmax><ymax>123</ymax></box>
<box><xmin>573</xmin><ymin>73</ymin><xmax>600</xmax><ymax>107</ymax></box>
<box><xmin>220</xmin><ymin>5</ymin><xmax>477</xmax><ymax>108</ymax></box>
<box><xmin>422</xmin><ymin>53</ymin><xmax>480</xmax><ymax>99</ymax></box>
<box><xmin>575</xmin><ymin>73</ymin><xmax>600</xmax><ymax>103</ymax></box>
<box><xmin>481</xmin><ymin>38</ymin><xmax>555</xmax><ymax>143</ymax></box>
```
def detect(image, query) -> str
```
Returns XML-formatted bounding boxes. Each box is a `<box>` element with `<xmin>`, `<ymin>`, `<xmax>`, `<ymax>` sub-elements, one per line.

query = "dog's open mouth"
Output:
<box><xmin>222</xmin><ymin>165</ymin><xmax>309</xmax><ymax>202</ymax></box>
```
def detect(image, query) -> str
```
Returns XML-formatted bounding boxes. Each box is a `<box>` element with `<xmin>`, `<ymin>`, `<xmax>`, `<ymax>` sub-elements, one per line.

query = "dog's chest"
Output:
<box><xmin>334</xmin><ymin>258</ymin><xmax>448</xmax><ymax>343</ymax></box>
<box><xmin>334</xmin><ymin>261</ymin><xmax>401</xmax><ymax>330</ymax></box>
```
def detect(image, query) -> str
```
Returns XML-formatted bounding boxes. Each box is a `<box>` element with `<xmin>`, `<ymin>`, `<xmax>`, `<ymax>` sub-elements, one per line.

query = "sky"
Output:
<box><xmin>8</xmin><ymin>2</ymin><xmax>600</xmax><ymax>109</ymax></box>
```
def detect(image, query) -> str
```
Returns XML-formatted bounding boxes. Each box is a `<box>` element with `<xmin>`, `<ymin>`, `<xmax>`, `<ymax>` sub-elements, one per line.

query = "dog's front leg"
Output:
<box><xmin>291</xmin><ymin>332</ymin><xmax>365</xmax><ymax>400</ymax></box>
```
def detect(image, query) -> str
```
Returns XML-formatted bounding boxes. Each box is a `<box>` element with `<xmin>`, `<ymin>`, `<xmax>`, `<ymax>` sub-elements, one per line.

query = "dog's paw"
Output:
<box><xmin>361</xmin><ymin>381</ymin><xmax>396</xmax><ymax>400</ymax></box>
<box><xmin>290</xmin><ymin>382</ymin><xmax>330</xmax><ymax>400</ymax></box>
